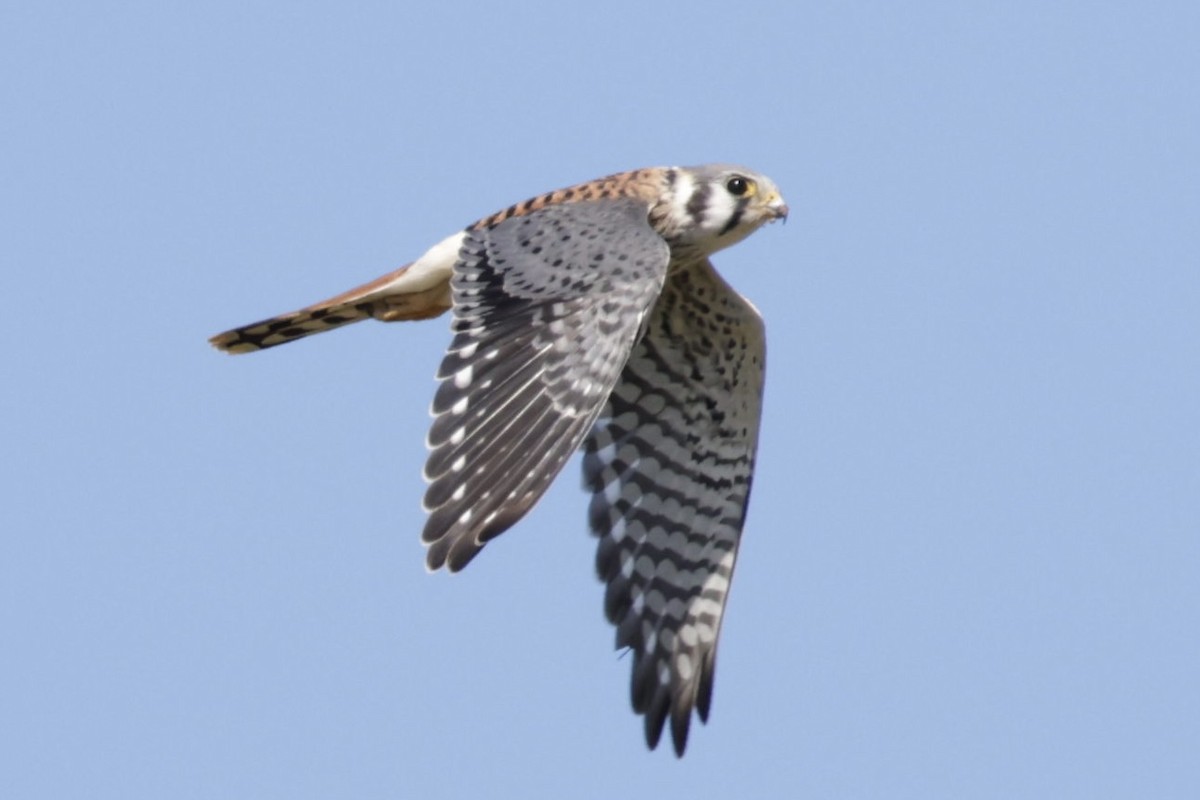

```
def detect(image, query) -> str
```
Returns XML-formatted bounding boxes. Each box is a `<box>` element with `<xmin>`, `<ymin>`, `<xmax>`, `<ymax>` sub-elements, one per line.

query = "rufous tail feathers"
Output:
<box><xmin>209</xmin><ymin>262</ymin><xmax>452</xmax><ymax>354</ymax></box>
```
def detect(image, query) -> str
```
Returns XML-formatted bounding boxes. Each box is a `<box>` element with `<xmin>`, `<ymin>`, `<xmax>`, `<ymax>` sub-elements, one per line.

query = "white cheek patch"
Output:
<box><xmin>702</xmin><ymin>192</ymin><xmax>738</xmax><ymax>234</ymax></box>
<box><xmin>669</xmin><ymin>170</ymin><xmax>696</xmax><ymax>224</ymax></box>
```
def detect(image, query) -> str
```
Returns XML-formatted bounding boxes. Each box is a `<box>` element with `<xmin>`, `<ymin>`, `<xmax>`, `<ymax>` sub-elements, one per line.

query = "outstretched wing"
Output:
<box><xmin>423</xmin><ymin>198</ymin><xmax>672</xmax><ymax>571</ymax></box>
<box><xmin>582</xmin><ymin>259</ymin><xmax>766</xmax><ymax>756</ymax></box>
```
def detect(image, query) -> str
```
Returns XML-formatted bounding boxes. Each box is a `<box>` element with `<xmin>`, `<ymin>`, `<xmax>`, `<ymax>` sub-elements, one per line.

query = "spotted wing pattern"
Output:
<box><xmin>582</xmin><ymin>259</ymin><xmax>766</xmax><ymax>755</ymax></box>
<box><xmin>423</xmin><ymin>198</ymin><xmax>672</xmax><ymax>571</ymax></box>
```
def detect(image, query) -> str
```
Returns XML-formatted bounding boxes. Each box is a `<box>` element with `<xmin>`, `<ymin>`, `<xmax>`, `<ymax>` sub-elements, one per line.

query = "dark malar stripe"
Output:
<box><xmin>718</xmin><ymin>197</ymin><xmax>749</xmax><ymax>236</ymax></box>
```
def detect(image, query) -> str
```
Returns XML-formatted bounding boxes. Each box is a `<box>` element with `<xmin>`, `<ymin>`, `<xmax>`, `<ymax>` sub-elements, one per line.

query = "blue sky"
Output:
<box><xmin>3</xmin><ymin>1</ymin><xmax>1198</xmax><ymax>797</ymax></box>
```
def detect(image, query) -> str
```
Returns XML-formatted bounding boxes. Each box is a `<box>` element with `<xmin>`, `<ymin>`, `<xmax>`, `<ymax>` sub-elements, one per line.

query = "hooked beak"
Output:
<box><xmin>765</xmin><ymin>193</ymin><xmax>789</xmax><ymax>223</ymax></box>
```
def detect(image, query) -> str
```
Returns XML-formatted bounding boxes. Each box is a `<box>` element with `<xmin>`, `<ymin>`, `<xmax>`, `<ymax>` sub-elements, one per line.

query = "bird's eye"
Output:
<box><xmin>726</xmin><ymin>176</ymin><xmax>753</xmax><ymax>196</ymax></box>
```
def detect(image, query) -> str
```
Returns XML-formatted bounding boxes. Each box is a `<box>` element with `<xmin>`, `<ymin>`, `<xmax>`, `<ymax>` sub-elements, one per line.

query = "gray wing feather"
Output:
<box><xmin>582</xmin><ymin>259</ymin><xmax>766</xmax><ymax>756</ymax></box>
<box><xmin>423</xmin><ymin>199</ymin><xmax>671</xmax><ymax>571</ymax></box>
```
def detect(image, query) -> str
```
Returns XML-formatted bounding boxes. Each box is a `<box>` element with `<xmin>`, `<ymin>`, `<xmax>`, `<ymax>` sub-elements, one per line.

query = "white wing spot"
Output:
<box><xmin>679</xmin><ymin>625</ymin><xmax>699</xmax><ymax>647</ymax></box>
<box><xmin>676</xmin><ymin>653</ymin><xmax>694</xmax><ymax>682</ymax></box>
<box><xmin>704</xmin><ymin>571</ymin><xmax>730</xmax><ymax>594</ymax></box>
<box><xmin>454</xmin><ymin>365</ymin><xmax>474</xmax><ymax>389</ymax></box>
<box><xmin>609</xmin><ymin>516</ymin><xmax>627</xmax><ymax>542</ymax></box>
<box><xmin>451</xmin><ymin>455</ymin><xmax>466</xmax><ymax>472</ymax></box>
<box><xmin>693</xmin><ymin>597</ymin><xmax>723</xmax><ymax>617</ymax></box>
<box><xmin>451</xmin><ymin>396</ymin><xmax>469</xmax><ymax>415</ymax></box>
<box><xmin>449</xmin><ymin>426</ymin><xmax>466</xmax><ymax>445</ymax></box>
<box><xmin>657</xmin><ymin>662</ymin><xmax>671</xmax><ymax>686</ymax></box>
<box><xmin>594</xmin><ymin>439</ymin><xmax>618</xmax><ymax>466</ymax></box>
<box><xmin>451</xmin><ymin>485</ymin><xmax>466</xmax><ymax>502</ymax></box>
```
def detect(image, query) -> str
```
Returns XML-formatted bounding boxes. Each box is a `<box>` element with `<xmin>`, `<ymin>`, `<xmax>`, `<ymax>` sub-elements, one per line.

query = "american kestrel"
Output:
<box><xmin>211</xmin><ymin>164</ymin><xmax>788</xmax><ymax>755</ymax></box>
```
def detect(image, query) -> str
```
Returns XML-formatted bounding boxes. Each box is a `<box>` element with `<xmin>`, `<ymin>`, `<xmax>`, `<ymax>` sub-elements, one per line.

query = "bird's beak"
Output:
<box><xmin>765</xmin><ymin>192</ymin><xmax>789</xmax><ymax>223</ymax></box>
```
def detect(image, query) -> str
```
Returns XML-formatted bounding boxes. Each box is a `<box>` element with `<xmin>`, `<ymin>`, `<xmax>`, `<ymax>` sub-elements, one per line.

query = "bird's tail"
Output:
<box><xmin>209</xmin><ymin>261</ymin><xmax>453</xmax><ymax>354</ymax></box>
<box><xmin>208</xmin><ymin>301</ymin><xmax>374</xmax><ymax>354</ymax></box>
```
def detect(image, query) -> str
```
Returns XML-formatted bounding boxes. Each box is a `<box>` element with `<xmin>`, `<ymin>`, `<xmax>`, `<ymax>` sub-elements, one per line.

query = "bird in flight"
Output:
<box><xmin>211</xmin><ymin>164</ymin><xmax>788</xmax><ymax>755</ymax></box>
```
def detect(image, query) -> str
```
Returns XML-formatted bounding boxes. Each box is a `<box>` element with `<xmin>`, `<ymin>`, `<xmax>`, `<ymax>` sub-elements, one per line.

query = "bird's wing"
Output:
<box><xmin>582</xmin><ymin>259</ymin><xmax>766</xmax><ymax>755</ymax></box>
<box><xmin>423</xmin><ymin>198</ymin><xmax>672</xmax><ymax>571</ymax></box>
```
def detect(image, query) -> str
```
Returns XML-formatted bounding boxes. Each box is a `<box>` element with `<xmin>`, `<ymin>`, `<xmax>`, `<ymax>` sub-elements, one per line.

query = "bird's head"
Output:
<box><xmin>657</xmin><ymin>164</ymin><xmax>788</xmax><ymax>259</ymax></box>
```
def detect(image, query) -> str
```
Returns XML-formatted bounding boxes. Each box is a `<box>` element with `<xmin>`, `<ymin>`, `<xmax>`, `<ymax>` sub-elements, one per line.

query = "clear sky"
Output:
<box><xmin>3</xmin><ymin>2</ymin><xmax>1197</xmax><ymax>797</ymax></box>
